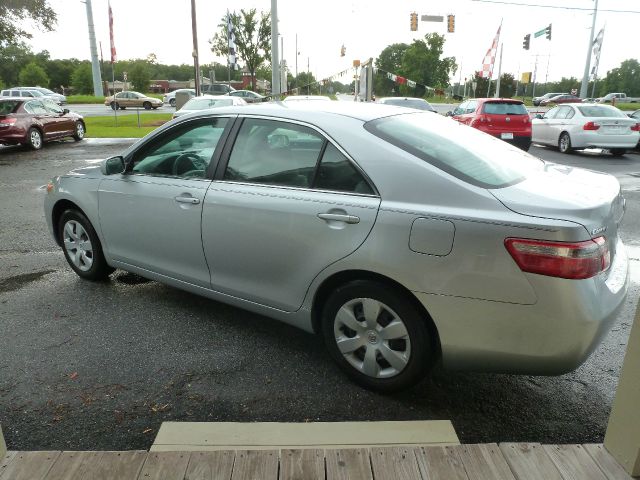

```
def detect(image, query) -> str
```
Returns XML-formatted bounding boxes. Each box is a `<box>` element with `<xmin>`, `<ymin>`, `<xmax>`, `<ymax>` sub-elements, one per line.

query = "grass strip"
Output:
<box><xmin>84</xmin><ymin>113</ymin><xmax>172</xmax><ymax>138</ymax></box>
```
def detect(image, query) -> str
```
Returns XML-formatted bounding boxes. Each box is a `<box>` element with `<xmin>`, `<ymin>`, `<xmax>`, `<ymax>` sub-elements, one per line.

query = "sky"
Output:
<box><xmin>24</xmin><ymin>0</ymin><xmax>640</xmax><ymax>86</ymax></box>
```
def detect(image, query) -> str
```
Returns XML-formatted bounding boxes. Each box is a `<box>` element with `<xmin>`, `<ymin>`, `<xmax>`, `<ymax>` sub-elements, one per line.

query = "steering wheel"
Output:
<box><xmin>172</xmin><ymin>152</ymin><xmax>205</xmax><ymax>176</ymax></box>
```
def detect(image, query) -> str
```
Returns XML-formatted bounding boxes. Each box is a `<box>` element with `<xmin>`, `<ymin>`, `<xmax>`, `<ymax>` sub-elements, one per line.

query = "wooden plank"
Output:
<box><xmin>416</xmin><ymin>445</ymin><xmax>468</xmax><ymax>480</ymax></box>
<box><xmin>0</xmin><ymin>451</ymin><xmax>18</xmax><ymax>479</ymax></box>
<box><xmin>325</xmin><ymin>448</ymin><xmax>372</xmax><ymax>480</ymax></box>
<box><xmin>0</xmin><ymin>451</ymin><xmax>61</xmax><ymax>480</ymax></box>
<box><xmin>87</xmin><ymin>451</ymin><xmax>147</xmax><ymax>480</ymax></box>
<box><xmin>44</xmin><ymin>451</ymin><xmax>104</xmax><ymax>480</ymax></box>
<box><xmin>583</xmin><ymin>444</ymin><xmax>634</xmax><ymax>480</ymax></box>
<box><xmin>184</xmin><ymin>451</ymin><xmax>235</xmax><ymax>480</ymax></box>
<box><xmin>370</xmin><ymin>446</ymin><xmax>422</xmax><ymax>480</ymax></box>
<box><xmin>279</xmin><ymin>449</ymin><xmax>324</xmax><ymax>480</ymax></box>
<box><xmin>152</xmin><ymin>421</ymin><xmax>459</xmax><ymax>450</ymax></box>
<box><xmin>543</xmin><ymin>445</ymin><xmax>608</xmax><ymax>480</ymax></box>
<box><xmin>138</xmin><ymin>452</ymin><xmax>191</xmax><ymax>480</ymax></box>
<box><xmin>231</xmin><ymin>450</ymin><xmax>278</xmax><ymax>480</ymax></box>
<box><xmin>458</xmin><ymin>444</ymin><xmax>516</xmax><ymax>480</ymax></box>
<box><xmin>499</xmin><ymin>443</ymin><xmax>563</xmax><ymax>480</ymax></box>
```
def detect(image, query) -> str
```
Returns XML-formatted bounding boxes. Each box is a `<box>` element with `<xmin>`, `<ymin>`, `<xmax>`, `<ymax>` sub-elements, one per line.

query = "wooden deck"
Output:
<box><xmin>1</xmin><ymin>443</ymin><xmax>635</xmax><ymax>480</ymax></box>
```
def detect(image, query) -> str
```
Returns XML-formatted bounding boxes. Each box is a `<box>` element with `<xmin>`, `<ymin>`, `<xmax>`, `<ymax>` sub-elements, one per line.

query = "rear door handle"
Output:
<box><xmin>317</xmin><ymin>213</ymin><xmax>360</xmax><ymax>224</ymax></box>
<box><xmin>174</xmin><ymin>195</ymin><xmax>200</xmax><ymax>205</ymax></box>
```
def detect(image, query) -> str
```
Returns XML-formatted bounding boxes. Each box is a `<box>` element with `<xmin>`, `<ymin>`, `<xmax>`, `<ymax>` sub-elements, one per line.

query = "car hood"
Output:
<box><xmin>490</xmin><ymin>162</ymin><xmax>624</xmax><ymax>241</ymax></box>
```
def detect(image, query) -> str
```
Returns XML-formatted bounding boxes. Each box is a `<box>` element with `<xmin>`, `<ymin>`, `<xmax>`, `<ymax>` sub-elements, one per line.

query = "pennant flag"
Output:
<box><xmin>481</xmin><ymin>24</ymin><xmax>501</xmax><ymax>79</ymax></box>
<box><xmin>108</xmin><ymin>1</ymin><xmax>117</xmax><ymax>63</ymax></box>
<box><xmin>407</xmin><ymin>80</ymin><xmax>416</xmax><ymax>88</ymax></box>
<box><xmin>591</xmin><ymin>27</ymin><xmax>605</xmax><ymax>76</ymax></box>
<box><xmin>227</xmin><ymin>11</ymin><xmax>237</xmax><ymax>69</ymax></box>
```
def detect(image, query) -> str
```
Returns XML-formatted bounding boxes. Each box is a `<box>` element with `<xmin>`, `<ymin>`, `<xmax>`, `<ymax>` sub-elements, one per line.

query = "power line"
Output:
<box><xmin>471</xmin><ymin>0</ymin><xmax>640</xmax><ymax>14</ymax></box>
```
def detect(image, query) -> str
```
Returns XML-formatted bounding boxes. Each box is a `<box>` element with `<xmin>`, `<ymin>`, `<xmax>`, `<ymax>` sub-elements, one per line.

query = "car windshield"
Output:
<box><xmin>0</xmin><ymin>101</ymin><xmax>20</xmax><ymax>114</ymax></box>
<box><xmin>365</xmin><ymin>113</ymin><xmax>543</xmax><ymax>189</ymax></box>
<box><xmin>577</xmin><ymin>106</ymin><xmax>627</xmax><ymax>118</ymax></box>
<box><xmin>383</xmin><ymin>99</ymin><xmax>434</xmax><ymax>111</ymax></box>
<box><xmin>185</xmin><ymin>98</ymin><xmax>234</xmax><ymax>110</ymax></box>
<box><xmin>483</xmin><ymin>102</ymin><xmax>528</xmax><ymax>115</ymax></box>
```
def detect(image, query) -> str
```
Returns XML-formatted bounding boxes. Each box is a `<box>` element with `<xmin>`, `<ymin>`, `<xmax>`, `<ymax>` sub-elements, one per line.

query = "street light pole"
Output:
<box><xmin>579</xmin><ymin>0</ymin><xmax>598</xmax><ymax>99</ymax></box>
<box><xmin>191</xmin><ymin>0</ymin><xmax>201</xmax><ymax>96</ymax></box>
<box><xmin>270</xmin><ymin>0</ymin><xmax>280</xmax><ymax>96</ymax></box>
<box><xmin>82</xmin><ymin>0</ymin><xmax>103</xmax><ymax>97</ymax></box>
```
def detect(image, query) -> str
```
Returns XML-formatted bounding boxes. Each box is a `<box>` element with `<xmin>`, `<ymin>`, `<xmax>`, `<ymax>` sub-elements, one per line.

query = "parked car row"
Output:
<box><xmin>1</xmin><ymin>87</ymin><xmax>67</xmax><ymax>105</ymax></box>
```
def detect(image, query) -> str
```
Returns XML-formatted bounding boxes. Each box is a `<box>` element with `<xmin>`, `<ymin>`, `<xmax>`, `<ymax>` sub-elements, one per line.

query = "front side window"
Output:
<box><xmin>224</xmin><ymin>118</ymin><xmax>324</xmax><ymax>188</ymax></box>
<box><xmin>131</xmin><ymin>118</ymin><xmax>229</xmax><ymax>178</ymax></box>
<box><xmin>543</xmin><ymin>106</ymin><xmax>559</xmax><ymax>119</ymax></box>
<box><xmin>365</xmin><ymin>112</ymin><xmax>543</xmax><ymax>189</ymax></box>
<box><xmin>43</xmin><ymin>101</ymin><xmax>63</xmax><ymax>114</ymax></box>
<box><xmin>453</xmin><ymin>102</ymin><xmax>467</xmax><ymax>115</ymax></box>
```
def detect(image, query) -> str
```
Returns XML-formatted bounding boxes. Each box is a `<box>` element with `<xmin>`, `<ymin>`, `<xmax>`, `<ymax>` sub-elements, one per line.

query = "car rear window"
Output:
<box><xmin>365</xmin><ymin>113</ymin><xmax>542</xmax><ymax>189</ymax></box>
<box><xmin>577</xmin><ymin>106</ymin><xmax>627</xmax><ymax>118</ymax></box>
<box><xmin>482</xmin><ymin>102</ymin><xmax>528</xmax><ymax>115</ymax></box>
<box><xmin>186</xmin><ymin>98</ymin><xmax>233</xmax><ymax>109</ymax></box>
<box><xmin>383</xmin><ymin>99</ymin><xmax>434</xmax><ymax>111</ymax></box>
<box><xmin>0</xmin><ymin>101</ymin><xmax>20</xmax><ymax>114</ymax></box>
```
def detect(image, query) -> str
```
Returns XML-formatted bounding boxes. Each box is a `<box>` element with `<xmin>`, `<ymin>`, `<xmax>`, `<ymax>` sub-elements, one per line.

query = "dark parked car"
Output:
<box><xmin>0</xmin><ymin>98</ymin><xmax>85</xmax><ymax>150</ymax></box>
<box><xmin>449</xmin><ymin>98</ymin><xmax>531</xmax><ymax>150</ymax></box>
<box><xmin>376</xmin><ymin>97</ymin><xmax>437</xmax><ymax>112</ymax></box>
<box><xmin>539</xmin><ymin>94</ymin><xmax>582</xmax><ymax>106</ymax></box>
<box><xmin>227</xmin><ymin>90</ymin><xmax>266</xmax><ymax>103</ymax></box>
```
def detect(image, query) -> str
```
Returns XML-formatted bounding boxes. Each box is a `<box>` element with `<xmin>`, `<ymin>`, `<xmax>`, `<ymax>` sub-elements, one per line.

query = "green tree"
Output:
<box><xmin>294</xmin><ymin>72</ymin><xmax>318</xmax><ymax>95</ymax></box>
<box><xmin>0</xmin><ymin>42</ymin><xmax>33</xmax><ymax>86</ymax></box>
<box><xmin>45</xmin><ymin>58</ymin><xmax>80</xmax><ymax>90</ymax></box>
<box><xmin>498</xmin><ymin>73</ymin><xmax>515</xmax><ymax>98</ymax></box>
<box><xmin>209</xmin><ymin>9</ymin><xmax>271</xmax><ymax>90</ymax></box>
<box><xmin>19</xmin><ymin>61</ymin><xmax>48</xmax><ymax>86</ymax></box>
<box><xmin>0</xmin><ymin>1</ymin><xmax>57</xmax><ymax>47</ymax></box>
<box><xmin>70</xmin><ymin>63</ymin><xmax>93</xmax><ymax>94</ymax></box>
<box><xmin>129</xmin><ymin>62</ymin><xmax>151</xmax><ymax>92</ymax></box>
<box><xmin>374</xmin><ymin>43</ymin><xmax>409</xmax><ymax>96</ymax></box>
<box><xmin>600</xmin><ymin>59</ymin><xmax>640</xmax><ymax>97</ymax></box>
<box><xmin>400</xmin><ymin>34</ymin><xmax>456</xmax><ymax>96</ymax></box>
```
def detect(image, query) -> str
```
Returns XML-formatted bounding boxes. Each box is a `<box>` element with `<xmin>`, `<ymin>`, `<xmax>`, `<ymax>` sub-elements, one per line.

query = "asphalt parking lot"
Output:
<box><xmin>0</xmin><ymin>139</ymin><xmax>639</xmax><ymax>451</ymax></box>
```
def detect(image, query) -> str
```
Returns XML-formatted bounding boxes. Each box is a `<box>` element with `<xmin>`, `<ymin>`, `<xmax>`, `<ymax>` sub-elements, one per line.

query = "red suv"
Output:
<box><xmin>449</xmin><ymin>98</ymin><xmax>531</xmax><ymax>151</ymax></box>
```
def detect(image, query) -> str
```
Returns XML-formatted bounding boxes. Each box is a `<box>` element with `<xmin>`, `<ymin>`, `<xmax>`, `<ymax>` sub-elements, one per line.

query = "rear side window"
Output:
<box><xmin>577</xmin><ymin>106</ymin><xmax>626</xmax><ymax>118</ymax></box>
<box><xmin>483</xmin><ymin>102</ymin><xmax>528</xmax><ymax>115</ymax></box>
<box><xmin>0</xmin><ymin>101</ymin><xmax>20</xmax><ymax>114</ymax></box>
<box><xmin>314</xmin><ymin>143</ymin><xmax>374</xmax><ymax>194</ymax></box>
<box><xmin>365</xmin><ymin>113</ymin><xmax>542</xmax><ymax>189</ymax></box>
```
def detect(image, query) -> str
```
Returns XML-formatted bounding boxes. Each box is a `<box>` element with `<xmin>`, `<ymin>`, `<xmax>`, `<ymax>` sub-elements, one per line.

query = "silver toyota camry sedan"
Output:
<box><xmin>44</xmin><ymin>102</ymin><xmax>629</xmax><ymax>392</ymax></box>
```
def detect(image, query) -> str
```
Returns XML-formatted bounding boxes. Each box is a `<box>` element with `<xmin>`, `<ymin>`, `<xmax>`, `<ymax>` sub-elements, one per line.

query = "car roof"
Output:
<box><xmin>377</xmin><ymin>97</ymin><xmax>428</xmax><ymax>102</ymax></box>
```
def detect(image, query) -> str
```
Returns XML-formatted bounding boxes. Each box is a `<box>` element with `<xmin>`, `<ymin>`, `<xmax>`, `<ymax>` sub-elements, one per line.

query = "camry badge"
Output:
<box><xmin>592</xmin><ymin>226</ymin><xmax>607</xmax><ymax>235</ymax></box>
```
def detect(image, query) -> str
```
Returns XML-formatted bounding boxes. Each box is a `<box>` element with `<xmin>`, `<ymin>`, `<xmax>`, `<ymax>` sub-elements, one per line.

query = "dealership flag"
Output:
<box><xmin>480</xmin><ymin>24</ymin><xmax>501</xmax><ymax>79</ymax></box>
<box><xmin>591</xmin><ymin>27</ymin><xmax>605</xmax><ymax>76</ymax></box>
<box><xmin>227</xmin><ymin>11</ymin><xmax>237</xmax><ymax>69</ymax></box>
<box><xmin>108</xmin><ymin>1</ymin><xmax>117</xmax><ymax>63</ymax></box>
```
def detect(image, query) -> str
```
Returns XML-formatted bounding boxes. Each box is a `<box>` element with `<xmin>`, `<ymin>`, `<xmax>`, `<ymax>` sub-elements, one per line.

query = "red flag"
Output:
<box><xmin>109</xmin><ymin>1</ymin><xmax>117</xmax><ymax>63</ymax></box>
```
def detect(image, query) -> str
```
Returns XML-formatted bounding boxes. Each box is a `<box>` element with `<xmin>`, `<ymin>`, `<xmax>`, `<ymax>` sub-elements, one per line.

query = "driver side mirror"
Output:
<box><xmin>62</xmin><ymin>108</ymin><xmax>69</xmax><ymax>115</ymax></box>
<box><xmin>535</xmin><ymin>114</ymin><xmax>543</xmax><ymax>119</ymax></box>
<box><xmin>102</xmin><ymin>156</ymin><xmax>125</xmax><ymax>175</ymax></box>
<box><xmin>445</xmin><ymin>111</ymin><xmax>453</xmax><ymax>117</ymax></box>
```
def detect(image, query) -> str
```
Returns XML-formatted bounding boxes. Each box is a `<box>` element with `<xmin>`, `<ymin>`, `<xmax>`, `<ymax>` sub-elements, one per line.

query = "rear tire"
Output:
<box><xmin>558</xmin><ymin>132</ymin><xmax>572</xmax><ymax>154</ymax></box>
<box><xmin>27</xmin><ymin>127</ymin><xmax>43</xmax><ymax>150</ymax></box>
<box><xmin>321</xmin><ymin>280</ymin><xmax>433</xmax><ymax>392</ymax></box>
<box><xmin>169</xmin><ymin>98</ymin><xmax>176</xmax><ymax>107</ymax></box>
<box><xmin>610</xmin><ymin>149</ymin><xmax>626</xmax><ymax>157</ymax></box>
<box><xmin>58</xmin><ymin>210</ymin><xmax>114</xmax><ymax>281</ymax></box>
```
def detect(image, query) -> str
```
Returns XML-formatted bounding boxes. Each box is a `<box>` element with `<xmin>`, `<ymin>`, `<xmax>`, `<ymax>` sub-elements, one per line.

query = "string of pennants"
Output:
<box><xmin>281</xmin><ymin>67</ymin><xmax>353</xmax><ymax>96</ymax></box>
<box><xmin>374</xmin><ymin>67</ymin><xmax>435</xmax><ymax>91</ymax></box>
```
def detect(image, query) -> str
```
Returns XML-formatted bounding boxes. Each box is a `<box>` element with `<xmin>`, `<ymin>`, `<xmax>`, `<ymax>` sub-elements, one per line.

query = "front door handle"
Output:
<box><xmin>174</xmin><ymin>195</ymin><xmax>200</xmax><ymax>205</ymax></box>
<box><xmin>317</xmin><ymin>213</ymin><xmax>360</xmax><ymax>224</ymax></box>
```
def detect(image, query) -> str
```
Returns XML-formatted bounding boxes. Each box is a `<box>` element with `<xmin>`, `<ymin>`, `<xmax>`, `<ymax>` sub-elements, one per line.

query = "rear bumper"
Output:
<box><xmin>490</xmin><ymin>134</ymin><xmax>531</xmax><ymax>151</ymax></box>
<box><xmin>0</xmin><ymin>127</ymin><xmax>27</xmax><ymax>145</ymax></box>
<box><xmin>572</xmin><ymin>131</ymin><xmax>639</xmax><ymax>149</ymax></box>
<box><xmin>415</xmin><ymin>239</ymin><xmax>629</xmax><ymax>374</ymax></box>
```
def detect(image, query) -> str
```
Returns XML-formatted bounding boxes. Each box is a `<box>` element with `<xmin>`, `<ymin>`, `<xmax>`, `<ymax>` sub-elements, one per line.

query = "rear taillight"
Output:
<box><xmin>0</xmin><ymin>117</ymin><xmax>16</xmax><ymax>127</ymax></box>
<box><xmin>583</xmin><ymin>121</ymin><xmax>601</xmax><ymax>131</ymax></box>
<box><xmin>505</xmin><ymin>236</ymin><xmax>610</xmax><ymax>280</ymax></box>
<box><xmin>471</xmin><ymin>115</ymin><xmax>489</xmax><ymax>127</ymax></box>
<box><xmin>630</xmin><ymin>123</ymin><xmax>640</xmax><ymax>132</ymax></box>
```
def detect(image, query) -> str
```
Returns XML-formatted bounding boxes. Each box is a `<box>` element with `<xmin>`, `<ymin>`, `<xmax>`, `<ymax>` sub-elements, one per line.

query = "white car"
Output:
<box><xmin>532</xmin><ymin>103</ymin><xmax>640</xmax><ymax>156</ymax></box>
<box><xmin>171</xmin><ymin>95</ymin><xmax>247</xmax><ymax>119</ymax></box>
<box><xmin>283</xmin><ymin>95</ymin><xmax>331</xmax><ymax>102</ymax></box>
<box><xmin>163</xmin><ymin>89</ymin><xmax>196</xmax><ymax>107</ymax></box>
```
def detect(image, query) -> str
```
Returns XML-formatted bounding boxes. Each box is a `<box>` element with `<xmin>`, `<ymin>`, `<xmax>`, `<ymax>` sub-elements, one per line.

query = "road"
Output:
<box><xmin>0</xmin><ymin>137</ymin><xmax>639</xmax><ymax>451</ymax></box>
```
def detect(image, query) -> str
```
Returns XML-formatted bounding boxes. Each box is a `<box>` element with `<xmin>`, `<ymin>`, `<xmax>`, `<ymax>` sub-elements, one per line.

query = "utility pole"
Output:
<box><xmin>83</xmin><ymin>0</ymin><xmax>103</xmax><ymax>97</ymax></box>
<box><xmin>295</xmin><ymin>34</ymin><xmax>298</xmax><ymax>91</ymax></box>
<box><xmin>494</xmin><ymin>44</ymin><xmax>503</xmax><ymax>98</ymax></box>
<box><xmin>580</xmin><ymin>0</ymin><xmax>598</xmax><ymax>99</ymax></box>
<box><xmin>270</xmin><ymin>0</ymin><xmax>280</xmax><ymax>96</ymax></box>
<box><xmin>190</xmin><ymin>0</ymin><xmax>201</xmax><ymax>96</ymax></box>
<box><xmin>531</xmin><ymin>54</ymin><xmax>539</xmax><ymax>99</ymax></box>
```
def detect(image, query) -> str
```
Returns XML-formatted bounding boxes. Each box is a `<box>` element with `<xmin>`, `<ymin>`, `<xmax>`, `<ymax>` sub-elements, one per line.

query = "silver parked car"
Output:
<box><xmin>44</xmin><ymin>102</ymin><xmax>629</xmax><ymax>392</ymax></box>
<box><xmin>172</xmin><ymin>95</ymin><xmax>247</xmax><ymax>119</ymax></box>
<box><xmin>376</xmin><ymin>97</ymin><xmax>437</xmax><ymax>113</ymax></box>
<box><xmin>532</xmin><ymin>104</ymin><xmax>640</xmax><ymax>156</ymax></box>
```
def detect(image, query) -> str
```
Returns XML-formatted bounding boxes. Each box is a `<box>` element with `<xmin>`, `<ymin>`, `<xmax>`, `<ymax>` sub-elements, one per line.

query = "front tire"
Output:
<box><xmin>321</xmin><ymin>280</ymin><xmax>433</xmax><ymax>392</ymax></box>
<box><xmin>143</xmin><ymin>101</ymin><xmax>152</xmax><ymax>110</ymax></box>
<box><xmin>73</xmin><ymin>121</ymin><xmax>85</xmax><ymax>141</ymax></box>
<box><xmin>58</xmin><ymin>210</ymin><xmax>114</xmax><ymax>281</ymax></box>
<box><xmin>558</xmin><ymin>132</ymin><xmax>572</xmax><ymax>154</ymax></box>
<box><xmin>110</xmin><ymin>101</ymin><xmax>119</xmax><ymax>110</ymax></box>
<box><xmin>169</xmin><ymin>98</ymin><xmax>176</xmax><ymax>107</ymax></box>
<box><xmin>27</xmin><ymin>127</ymin><xmax>43</xmax><ymax>150</ymax></box>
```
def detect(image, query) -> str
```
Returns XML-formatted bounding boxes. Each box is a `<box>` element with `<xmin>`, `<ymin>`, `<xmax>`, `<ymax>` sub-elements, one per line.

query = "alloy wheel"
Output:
<box><xmin>63</xmin><ymin>220</ymin><xmax>94</xmax><ymax>272</ymax></box>
<box><xmin>30</xmin><ymin>129</ymin><xmax>42</xmax><ymax>149</ymax></box>
<box><xmin>333</xmin><ymin>298</ymin><xmax>411</xmax><ymax>379</ymax></box>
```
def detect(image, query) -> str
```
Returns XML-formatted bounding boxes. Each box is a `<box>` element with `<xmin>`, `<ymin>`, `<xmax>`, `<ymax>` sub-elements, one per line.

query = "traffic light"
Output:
<box><xmin>447</xmin><ymin>15</ymin><xmax>455</xmax><ymax>33</ymax></box>
<box><xmin>340</xmin><ymin>45</ymin><xmax>346</xmax><ymax>57</ymax></box>
<box><xmin>410</xmin><ymin>12</ymin><xmax>418</xmax><ymax>31</ymax></box>
<box><xmin>522</xmin><ymin>34</ymin><xmax>531</xmax><ymax>50</ymax></box>
<box><xmin>545</xmin><ymin>24</ymin><xmax>552</xmax><ymax>40</ymax></box>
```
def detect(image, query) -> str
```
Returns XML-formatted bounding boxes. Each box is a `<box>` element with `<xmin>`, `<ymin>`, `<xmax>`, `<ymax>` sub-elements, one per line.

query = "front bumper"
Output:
<box><xmin>415</xmin><ymin>239</ymin><xmax>629</xmax><ymax>374</ymax></box>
